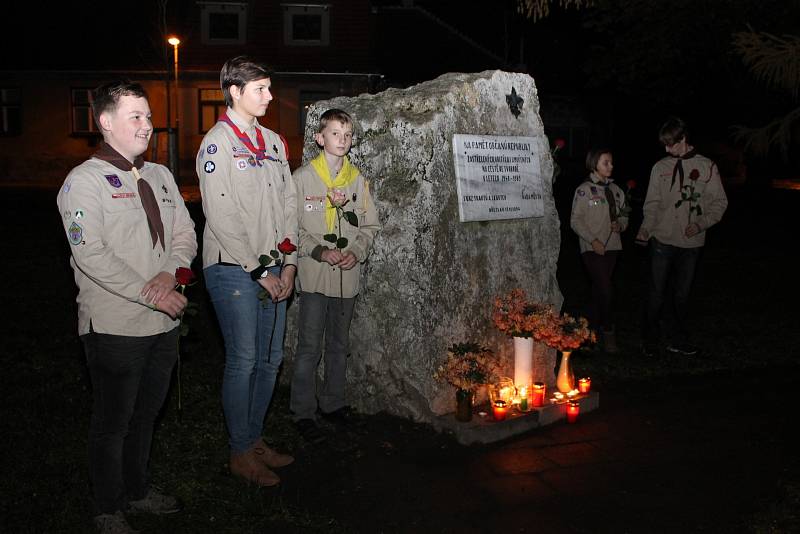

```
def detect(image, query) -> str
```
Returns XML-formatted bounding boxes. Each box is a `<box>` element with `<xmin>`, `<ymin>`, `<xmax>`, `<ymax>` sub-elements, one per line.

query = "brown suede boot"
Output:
<box><xmin>603</xmin><ymin>329</ymin><xmax>619</xmax><ymax>354</ymax></box>
<box><xmin>229</xmin><ymin>450</ymin><xmax>280</xmax><ymax>487</ymax></box>
<box><xmin>253</xmin><ymin>438</ymin><xmax>294</xmax><ymax>468</ymax></box>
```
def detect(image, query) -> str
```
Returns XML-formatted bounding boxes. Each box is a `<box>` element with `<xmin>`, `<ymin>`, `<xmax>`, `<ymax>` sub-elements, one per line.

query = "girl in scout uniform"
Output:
<box><xmin>196</xmin><ymin>56</ymin><xmax>297</xmax><ymax>487</ymax></box>
<box><xmin>570</xmin><ymin>148</ymin><xmax>628</xmax><ymax>353</ymax></box>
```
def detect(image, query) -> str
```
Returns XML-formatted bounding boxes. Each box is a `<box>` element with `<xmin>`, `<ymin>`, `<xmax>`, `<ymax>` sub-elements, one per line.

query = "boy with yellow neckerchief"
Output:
<box><xmin>290</xmin><ymin>109</ymin><xmax>380</xmax><ymax>443</ymax></box>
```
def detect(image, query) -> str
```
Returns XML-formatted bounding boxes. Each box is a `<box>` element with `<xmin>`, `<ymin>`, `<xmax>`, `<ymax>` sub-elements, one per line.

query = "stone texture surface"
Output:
<box><xmin>285</xmin><ymin>70</ymin><xmax>562</xmax><ymax>423</ymax></box>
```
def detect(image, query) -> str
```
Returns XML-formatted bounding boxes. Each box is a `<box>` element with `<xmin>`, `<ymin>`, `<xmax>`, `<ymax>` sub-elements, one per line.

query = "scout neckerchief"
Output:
<box><xmin>93</xmin><ymin>142</ymin><xmax>164</xmax><ymax>250</ymax></box>
<box><xmin>218</xmin><ymin>110</ymin><xmax>269</xmax><ymax>164</ymax></box>
<box><xmin>589</xmin><ymin>173</ymin><xmax>617</xmax><ymax>222</ymax></box>
<box><xmin>310</xmin><ymin>152</ymin><xmax>359</xmax><ymax>232</ymax></box>
<box><xmin>670</xmin><ymin>148</ymin><xmax>697</xmax><ymax>191</ymax></box>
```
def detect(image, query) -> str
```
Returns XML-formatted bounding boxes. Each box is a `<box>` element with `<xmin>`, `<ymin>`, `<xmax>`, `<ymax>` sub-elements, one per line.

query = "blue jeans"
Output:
<box><xmin>644</xmin><ymin>239</ymin><xmax>701</xmax><ymax>345</ymax></box>
<box><xmin>81</xmin><ymin>327</ymin><xmax>179</xmax><ymax>514</ymax></box>
<box><xmin>204</xmin><ymin>264</ymin><xmax>286</xmax><ymax>454</ymax></box>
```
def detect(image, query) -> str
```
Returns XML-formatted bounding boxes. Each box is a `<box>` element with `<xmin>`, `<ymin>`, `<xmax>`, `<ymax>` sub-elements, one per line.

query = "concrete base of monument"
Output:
<box><xmin>431</xmin><ymin>392</ymin><xmax>600</xmax><ymax>445</ymax></box>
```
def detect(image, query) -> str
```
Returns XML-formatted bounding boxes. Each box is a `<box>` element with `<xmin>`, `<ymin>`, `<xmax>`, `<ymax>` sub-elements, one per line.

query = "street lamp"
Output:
<box><xmin>166</xmin><ymin>36</ymin><xmax>181</xmax><ymax>177</ymax></box>
<box><xmin>167</xmin><ymin>36</ymin><xmax>180</xmax><ymax>128</ymax></box>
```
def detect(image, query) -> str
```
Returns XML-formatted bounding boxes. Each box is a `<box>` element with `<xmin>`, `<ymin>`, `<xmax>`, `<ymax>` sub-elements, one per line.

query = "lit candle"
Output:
<box><xmin>518</xmin><ymin>386</ymin><xmax>529</xmax><ymax>412</ymax></box>
<box><xmin>492</xmin><ymin>400</ymin><xmax>508</xmax><ymax>421</ymax></box>
<box><xmin>567</xmin><ymin>389</ymin><xmax>578</xmax><ymax>398</ymax></box>
<box><xmin>553</xmin><ymin>392</ymin><xmax>564</xmax><ymax>400</ymax></box>
<box><xmin>532</xmin><ymin>382</ymin><xmax>546</xmax><ymax>407</ymax></box>
<box><xmin>567</xmin><ymin>400</ymin><xmax>580</xmax><ymax>423</ymax></box>
<box><xmin>579</xmin><ymin>377</ymin><xmax>591</xmax><ymax>394</ymax></box>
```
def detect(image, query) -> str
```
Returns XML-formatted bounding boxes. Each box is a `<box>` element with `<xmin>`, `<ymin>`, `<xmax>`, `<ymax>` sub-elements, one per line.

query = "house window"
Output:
<box><xmin>200</xmin><ymin>1</ymin><xmax>247</xmax><ymax>45</ymax></box>
<box><xmin>283</xmin><ymin>4</ymin><xmax>330</xmax><ymax>46</ymax></box>
<box><xmin>299</xmin><ymin>90</ymin><xmax>331</xmax><ymax>134</ymax></box>
<box><xmin>71</xmin><ymin>88</ymin><xmax>99</xmax><ymax>135</ymax></box>
<box><xmin>0</xmin><ymin>88</ymin><xmax>21</xmax><ymax>136</ymax></box>
<box><xmin>198</xmin><ymin>88</ymin><xmax>227</xmax><ymax>133</ymax></box>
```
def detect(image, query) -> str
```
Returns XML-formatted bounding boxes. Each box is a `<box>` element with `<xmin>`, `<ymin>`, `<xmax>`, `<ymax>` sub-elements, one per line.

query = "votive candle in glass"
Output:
<box><xmin>492</xmin><ymin>400</ymin><xmax>508</xmax><ymax>421</ymax></box>
<box><xmin>518</xmin><ymin>386</ymin><xmax>529</xmax><ymax>412</ymax></box>
<box><xmin>567</xmin><ymin>400</ymin><xmax>580</xmax><ymax>423</ymax></box>
<box><xmin>578</xmin><ymin>377</ymin><xmax>591</xmax><ymax>394</ymax></box>
<box><xmin>532</xmin><ymin>382</ymin><xmax>546</xmax><ymax>407</ymax></box>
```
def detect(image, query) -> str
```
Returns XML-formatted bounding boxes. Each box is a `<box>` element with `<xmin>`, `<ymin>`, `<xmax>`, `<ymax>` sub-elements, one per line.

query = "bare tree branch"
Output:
<box><xmin>516</xmin><ymin>0</ymin><xmax>592</xmax><ymax>21</ymax></box>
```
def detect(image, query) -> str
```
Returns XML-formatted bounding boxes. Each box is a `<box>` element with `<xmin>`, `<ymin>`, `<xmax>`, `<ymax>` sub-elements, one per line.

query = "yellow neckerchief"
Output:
<box><xmin>310</xmin><ymin>152</ymin><xmax>360</xmax><ymax>232</ymax></box>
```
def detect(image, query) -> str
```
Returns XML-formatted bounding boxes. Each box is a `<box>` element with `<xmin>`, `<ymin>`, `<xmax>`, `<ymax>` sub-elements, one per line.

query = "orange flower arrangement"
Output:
<box><xmin>493</xmin><ymin>289</ymin><xmax>596</xmax><ymax>350</ymax></box>
<box><xmin>492</xmin><ymin>289</ymin><xmax>557</xmax><ymax>340</ymax></box>
<box><xmin>538</xmin><ymin>313</ymin><xmax>596</xmax><ymax>351</ymax></box>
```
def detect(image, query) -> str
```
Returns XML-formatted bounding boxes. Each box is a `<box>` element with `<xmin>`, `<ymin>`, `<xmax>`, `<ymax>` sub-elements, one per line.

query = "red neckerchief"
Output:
<box><xmin>218</xmin><ymin>111</ymin><xmax>267</xmax><ymax>162</ymax></box>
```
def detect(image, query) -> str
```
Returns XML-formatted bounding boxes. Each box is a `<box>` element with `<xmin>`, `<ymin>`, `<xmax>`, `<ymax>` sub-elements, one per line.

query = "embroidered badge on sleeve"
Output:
<box><xmin>204</xmin><ymin>161</ymin><xmax>216</xmax><ymax>173</ymax></box>
<box><xmin>68</xmin><ymin>221</ymin><xmax>84</xmax><ymax>245</ymax></box>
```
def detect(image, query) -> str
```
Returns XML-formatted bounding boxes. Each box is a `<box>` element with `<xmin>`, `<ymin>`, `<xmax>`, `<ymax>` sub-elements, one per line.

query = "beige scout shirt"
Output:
<box><xmin>294</xmin><ymin>162</ymin><xmax>380</xmax><ymax>298</ymax></box>
<box><xmin>641</xmin><ymin>154</ymin><xmax>727</xmax><ymax>248</ymax></box>
<box><xmin>196</xmin><ymin>108</ymin><xmax>298</xmax><ymax>272</ymax></box>
<box><xmin>570</xmin><ymin>175</ymin><xmax>628</xmax><ymax>253</ymax></box>
<box><xmin>57</xmin><ymin>159</ymin><xmax>197</xmax><ymax>336</ymax></box>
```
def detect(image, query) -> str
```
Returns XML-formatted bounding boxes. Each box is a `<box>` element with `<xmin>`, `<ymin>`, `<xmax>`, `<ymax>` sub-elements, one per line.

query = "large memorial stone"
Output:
<box><xmin>286</xmin><ymin>70</ymin><xmax>562</xmax><ymax>423</ymax></box>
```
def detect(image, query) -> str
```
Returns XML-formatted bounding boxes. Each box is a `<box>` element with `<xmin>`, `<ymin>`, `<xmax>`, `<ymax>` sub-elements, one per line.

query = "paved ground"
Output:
<box><xmin>263</xmin><ymin>366</ymin><xmax>796</xmax><ymax>533</ymax></box>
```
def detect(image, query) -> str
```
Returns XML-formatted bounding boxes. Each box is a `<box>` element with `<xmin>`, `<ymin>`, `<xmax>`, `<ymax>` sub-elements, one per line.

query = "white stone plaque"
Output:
<box><xmin>452</xmin><ymin>134</ymin><xmax>544</xmax><ymax>222</ymax></box>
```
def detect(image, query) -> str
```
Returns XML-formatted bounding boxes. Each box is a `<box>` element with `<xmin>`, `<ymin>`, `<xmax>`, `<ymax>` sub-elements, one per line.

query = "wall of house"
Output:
<box><xmin>0</xmin><ymin>70</ymin><xmax>373</xmax><ymax>187</ymax></box>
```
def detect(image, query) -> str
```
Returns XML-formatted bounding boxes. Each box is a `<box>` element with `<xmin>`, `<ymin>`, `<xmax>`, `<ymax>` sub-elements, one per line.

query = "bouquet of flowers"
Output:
<box><xmin>433</xmin><ymin>342</ymin><xmax>501</xmax><ymax>393</ymax></box>
<box><xmin>539</xmin><ymin>313</ymin><xmax>596</xmax><ymax>351</ymax></box>
<box><xmin>492</xmin><ymin>289</ymin><xmax>557</xmax><ymax>340</ymax></box>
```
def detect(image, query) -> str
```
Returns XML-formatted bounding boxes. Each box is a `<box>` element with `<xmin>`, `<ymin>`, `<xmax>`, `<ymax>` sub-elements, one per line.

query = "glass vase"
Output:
<box><xmin>556</xmin><ymin>351</ymin><xmax>575</xmax><ymax>393</ymax></box>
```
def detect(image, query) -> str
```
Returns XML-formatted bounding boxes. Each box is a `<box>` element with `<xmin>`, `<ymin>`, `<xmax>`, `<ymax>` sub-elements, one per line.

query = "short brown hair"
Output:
<box><xmin>659</xmin><ymin>117</ymin><xmax>688</xmax><ymax>146</ymax></box>
<box><xmin>91</xmin><ymin>80</ymin><xmax>147</xmax><ymax>130</ymax></box>
<box><xmin>220</xmin><ymin>56</ymin><xmax>273</xmax><ymax>107</ymax></box>
<box><xmin>317</xmin><ymin>108</ymin><xmax>353</xmax><ymax>133</ymax></box>
<box><xmin>585</xmin><ymin>147</ymin><xmax>612</xmax><ymax>173</ymax></box>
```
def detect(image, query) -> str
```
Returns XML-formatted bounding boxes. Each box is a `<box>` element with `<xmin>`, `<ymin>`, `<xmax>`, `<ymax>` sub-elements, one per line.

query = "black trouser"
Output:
<box><xmin>643</xmin><ymin>239</ymin><xmax>701</xmax><ymax>345</ymax></box>
<box><xmin>81</xmin><ymin>327</ymin><xmax>179</xmax><ymax>514</ymax></box>
<box><xmin>581</xmin><ymin>250</ymin><xmax>619</xmax><ymax>331</ymax></box>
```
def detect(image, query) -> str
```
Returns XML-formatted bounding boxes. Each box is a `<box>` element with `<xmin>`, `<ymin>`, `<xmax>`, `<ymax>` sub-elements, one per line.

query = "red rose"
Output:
<box><xmin>278</xmin><ymin>238</ymin><xmax>297</xmax><ymax>254</ymax></box>
<box><xmin>554</xmin><ymin>138</ymin><xmax>566</xmax><ymax>149</ymax></box>
<box><xmin>689</xmin><ymin>169</ymin><xmax>700</xmax><ymax>181</ymax></box>
<box><xmin>175</xmin><ymin>267</ymin><xmax>196</xmax><ymax>286</ymax></box>
<box><xmin>627</xmin><ymin>179</ymin><xmax>637</xmax><ymax>190</ymax></box>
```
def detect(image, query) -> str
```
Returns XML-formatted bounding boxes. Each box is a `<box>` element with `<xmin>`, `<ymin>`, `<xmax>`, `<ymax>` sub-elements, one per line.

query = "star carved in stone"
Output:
<box><xmin>506</xmin><ymin>87</ymin><xmax>524</xmax><ymax>119</ymax></box>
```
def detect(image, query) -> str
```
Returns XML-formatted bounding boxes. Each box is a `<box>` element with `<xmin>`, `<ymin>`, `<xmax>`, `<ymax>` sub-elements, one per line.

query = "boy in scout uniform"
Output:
<box><xmin>289</xmin><ymin>109</ymin><xmax>380</xmax><ymax>443</ymax></box>
<box><xmin>57</xmin><ymin>81</ymin><xmax>197</xmax><ymax>533</ymax></box>
<box><xmin>196</xmin><ymin>56</ymin><xmax>297</xmax><ymax>487</ymax></box>
<box><xmin>636</xmin><ymin>117</ymin><xmax>728</xmax><ymax>357</ymax></box>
